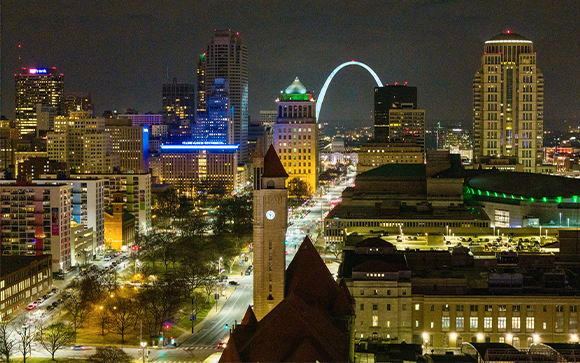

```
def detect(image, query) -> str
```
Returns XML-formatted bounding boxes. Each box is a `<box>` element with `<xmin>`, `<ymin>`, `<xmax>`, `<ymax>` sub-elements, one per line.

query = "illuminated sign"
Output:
<box><xmin>29</xmin><ymin>68</ymin><xmax>48</xmax><ymax>74</ymax></box>
<box><xmin>160</xmin><ymin>144</ymin><xmax>239</xmax><ymax>151</ymax></box>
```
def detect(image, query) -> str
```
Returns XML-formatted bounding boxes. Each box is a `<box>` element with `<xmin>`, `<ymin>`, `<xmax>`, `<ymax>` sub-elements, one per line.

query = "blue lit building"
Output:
<box><xmin>194</xmin><ymin>78</ymin><xmax>232</xmax><ymax>144</ymax></box>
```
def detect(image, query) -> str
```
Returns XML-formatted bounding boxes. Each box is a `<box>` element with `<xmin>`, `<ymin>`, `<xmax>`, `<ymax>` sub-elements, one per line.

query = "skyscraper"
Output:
<box><xmin>473</xmin><ymin>32</ymin><xmax>544</xmax><ymax>173</ymax></box>
<box><xmin>201</xmin><ymin>30</ymin><xmax>248</xmax><ymax>164</ymax></box>
<box><xmin>15</xmin><ymin>67</ymin><xmax>64</xmax><ymax>136</ymax></box>
<box><xmin>373</xmin><ymin>85</ymin><xmax>417</xmax><ymax>142</ymax></box>
<box><xmin>273</xmin><ymin>78</ymin><xmax>318</xmax><ymax>194</ymax></box>
<box><xmin>193</xmin><ymin>78</ymin><xmax>232</xmax><ymax>144</ymax></box>
<box><xmin>162</xmin><ymin>78</ymin><xmax>194</xmax><ymax>140</ymax></box>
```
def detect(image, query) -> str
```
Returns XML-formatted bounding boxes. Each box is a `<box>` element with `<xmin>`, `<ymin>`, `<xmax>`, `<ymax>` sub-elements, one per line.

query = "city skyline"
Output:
<box><xmin>2</xmin><ymin>2</ymin><xmax>580</xmax><ymax>130</ymax></box>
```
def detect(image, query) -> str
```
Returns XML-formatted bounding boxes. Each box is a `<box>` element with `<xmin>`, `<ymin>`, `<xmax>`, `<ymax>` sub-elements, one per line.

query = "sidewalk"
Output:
<box><xmin>175</xmin><ymin>284</ymin><xmax>235</xmax><ymax>347</ymax></box>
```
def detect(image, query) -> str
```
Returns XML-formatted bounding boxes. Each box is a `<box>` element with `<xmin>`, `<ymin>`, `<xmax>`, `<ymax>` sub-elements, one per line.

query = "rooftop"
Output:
<box><xmin>486</xmin><ymin>32</ymin><xmax>531</xmax><ymax>42</ymax></box>
<box><xmin>467</xmin><ymin>172</ymin><xmax>580</xmax><ymax>198</ymax></box>
<box><xmin>284</xmin><ymin>77</ymin><xmax>307</xmax><ymax>95</ymax></box>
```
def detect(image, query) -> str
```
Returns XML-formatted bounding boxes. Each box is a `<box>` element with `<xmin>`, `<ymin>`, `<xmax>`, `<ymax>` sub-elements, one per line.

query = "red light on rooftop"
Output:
<box><xmin>507</xmin><ymin>30</ymin><xmax>511</xmax><ymax>34</ymax></box>
<box><xmin>395</xmin><ymin>82</ymin><xmax>398</xmax><ymax>85</ymax></box>
<box><xmin>236</xmin><ymin>32</ymin><xmax>239</xmax><ymax>35</ymax></box>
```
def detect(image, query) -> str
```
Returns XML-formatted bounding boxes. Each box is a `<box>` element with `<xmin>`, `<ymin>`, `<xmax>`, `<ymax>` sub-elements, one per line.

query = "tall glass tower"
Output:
<box><xmin>200</xmin><ymin>30</ymin><xmax>248</xmax><ymax>164</ymax></box>
<box><xmin>473</xmin><ymin>32</ymin><xmax>544</xmax><ymax>173</ymax></box>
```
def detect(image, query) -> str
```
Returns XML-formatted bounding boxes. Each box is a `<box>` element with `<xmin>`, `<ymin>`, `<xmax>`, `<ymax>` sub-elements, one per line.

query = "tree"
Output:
<box><xmin>90</xmin><ymin>346</ymin><xmax>132</xmax><ymax>363</ymax></box>
<box><xmin>0</xmin><ymin>321</ymin><xmax>17</xmax><ymax>363</ymax></box>
<box><xmin>36</xmin><ymin>323</ymin><xmax>75</xmax><ymax>360</ymax></box>
<box><xmin>326</xmin><ymin>243</ymin><xmax>344</xmax><ymax>260</ymax></box>
<box><xmin>140</xmin><ymin>280</ymin><xmax>184</xmax><ymax>333</ymax></box>
<box><xmin>287</xmin><ymin>177</ymin><xmax>312</xmax><ymax>200</ymax></box>
<box><xmin>62</xmin><ymin>290</ymin><xmax>87</xmax><ymax>332</ymax></box>
<box><xmin>107</xmin><ymin>295</ymin><xmax>137</xmax><ymax>344</ymax></box>
<box><xmin>15</xmin><ymin>320</ymin><xmax>35</xmax><ymax>363</ymax></box>
<box><xmin>95</xmin><ymin>306</ymin><xmax>110</xmax><ymax>336</ymax></box>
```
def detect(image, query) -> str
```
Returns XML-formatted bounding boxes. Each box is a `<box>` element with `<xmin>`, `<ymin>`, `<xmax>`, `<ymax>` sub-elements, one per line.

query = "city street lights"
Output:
<box><xmin>141</xmin><ymin>342</ymin><xmax>147</xmax><ymax>363</ymax></box>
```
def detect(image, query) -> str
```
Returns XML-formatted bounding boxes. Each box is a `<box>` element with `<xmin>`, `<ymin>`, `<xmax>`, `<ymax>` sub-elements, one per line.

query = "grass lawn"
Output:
<box><xmin>73</xmin><ymin>320</ymin><xmax>142</xmax><ymax>346</ymax></box>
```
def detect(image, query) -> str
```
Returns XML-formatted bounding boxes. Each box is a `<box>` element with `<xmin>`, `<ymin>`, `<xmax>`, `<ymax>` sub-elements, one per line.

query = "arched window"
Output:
<box><xmin>266</xmin><ymin>180</ymin><xmax>275</xmax><ymax>189</ymax></box>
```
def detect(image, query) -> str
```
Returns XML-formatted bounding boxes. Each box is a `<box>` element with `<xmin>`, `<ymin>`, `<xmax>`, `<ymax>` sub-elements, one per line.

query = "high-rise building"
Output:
<box><xmin>252</xmin><ymin>144</ymin><xmax>288</xmax><ymax>320</ymax></box>
<box><xmin>15</xmin><ymin>68</ymin><xmax>64</xmax><ymax>136</ymax></box>
<box><xmin>117</xmin><ymin>113</ymin><xmax>162</xmax><ymax>127</ymax></box>
<box><xmin>0</xmin><ymin>181</ymin><xmax>71</xmax><ymax>272</ymax></box>
<box><xmin>201</xmin><ymin>30</ymin><xmax>248</xmax><ymax>163</ymax></box>
<box><xmin>259</xmin><ymin>110</ymin><xmax>277</xmax><ymax>129</ymax></box>
<box><xmin>193</xmin><ymin>78</ymin><xmax>232</xmax><ymax>144</ymax></box>
<box><xmin>389</xmin><ymin>108</ymin><xmax>426</xmax><ymax>153</ymax></box>
<box><xmin>64</xmin><ymin>93</ymin><xmax>93</xmax><ymax>116</ymax></box>
<box><xmin>273</xmin><ymin>78</ymin><xmax>318</xmax><ymax>195</ymax></box>
<box><xmin>473</xmin><ymin>32</ymin><xmax>544</xmax><ymax>173</ymax></box>
<box><xmin>47</xmin><ymin>111</ymin><xmax>119</xmax><ymax>174</ymax></box>
<box><xmin>162</xmin><ymin>78</ymin><xmax>194</xmax><ymax>140</ymax></box>
<box><xmin>373</xmin><ymin>85</ymin><xmax>417</xmax><ymax>142</ymax></box>
<box><xmin>104</xmin><ymin>119</ymin><xmax>150</xmax><ymax>173</ymax></box>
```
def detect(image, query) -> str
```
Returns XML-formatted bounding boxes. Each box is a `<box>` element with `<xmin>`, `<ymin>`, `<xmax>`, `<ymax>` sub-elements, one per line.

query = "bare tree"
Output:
<box><xmin>90</xmin><ymin>346</ymin><xmax>132</xmax><ymax>363</ymax></box>
<box><xmin>326</xmin><ymin>243</ymin><xmax>344</xmax><ymax>260</ymax></box>
<box><xmin>35</xmin><ymin>323</ymin><xmax>75</xmax><ymax>360</ymax></box>
<box><xmin>95</xmin><ymin>306</ymin><xmax>111</xmax><ymax>336</ymax></box>
<box><xmin>15</xmin><ymin>320</ymin><xmax>35</xmax><ymax>363</ymax></box>
<box><xmin>0</xmin><ymin>321</ymin><xmax>17</xmax><ymax>363</ymax></box>
<box><xmin>62</xmin><ymin>290</ymin><xmax>87</xmax><ymax>332</ymax></box>
<box><xmin>107</xmin><ymin>295</ymin><xmax>137</xmax><ymax>344</ymax></box>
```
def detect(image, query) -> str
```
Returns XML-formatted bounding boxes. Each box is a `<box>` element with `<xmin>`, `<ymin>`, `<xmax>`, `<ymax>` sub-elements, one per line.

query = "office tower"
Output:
<box><xmin>0</xmin><ymin>119</ymin><xmax>17</xmax><ymax>172</ymax></box>
<box><xmin>117</xmin><ymin>113</ymin><xmax>162</xmax><ymax>127</ymax></box>
<box><xmin>47</xmin><ymin>111</ymin><xmax>119</xmax><ymax>173</ymax></box>
<box><xmin>389</xmin><ymin>108</ymin><xmax>426</xmax><ymax>153</ymax></box>
<box><xmin>259</xmin><ymin>110</ymin><xmax>277</xmax><ymax>129</ymax></box>
<box><xmin>196</xmin><ymin>53</ymin><xmax>207</xmax><ymax>116</ymax></box>
<box><xmin>15</xmin><ymin>67</ymin><xmax>64</xmax><ymax>136</ymax></box>
<box><xmin>17</xmin><ymin>156</ymin><xmax>67</xmax><ymax>180</ymax></box>
<box><xmin>194</xmin><ymin>78</ymin><xmax>232</xmax><ymax>144</ymax></box>
<box><xmin>104</xmin><ymin>119</ymin><xmax>150</xmax><ymax>173</ymax></box>
<box><xmin>0</xmin><ymin>181</ymin><xmax>71</xmax><ymax>272</ymax></box>
<box><xmin>473</xmin><ymin>32</ymin><xmax>544</xmax><ymax>172</ymax></box>
<box><xmin>373</xmin><ymin>85</ymin><xmax>417</xmax><ymax>142</ymax></box>
<box><xmin>252</xmin><ymin>144</ymin><xmax>288</xmax><ymax>320</ymax></box>
<box><xmin>162</xmin><ymin>78</ymin><xmax>194</xmax><ymax>140</ymax></box>
<box><xmin>273</xmin><ymin>78</ymin><xmax>319</xmax><ymax>195</ymax></box>
<box><xmin>201</xmin><ymin>30</ymin><xmax>248</xmax><ymax>163</ymax></box>
<box><xmin>64</xmin><ymin>93</ymin><xmax>93</xmax><ymax>116</ymax></box>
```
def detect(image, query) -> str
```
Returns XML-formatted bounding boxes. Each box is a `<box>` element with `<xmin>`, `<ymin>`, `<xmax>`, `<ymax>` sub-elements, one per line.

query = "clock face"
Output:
<box><xmin>266</xmin><ymin>210</ymin><xmax>276</xmax><ymax>220</ymax></box>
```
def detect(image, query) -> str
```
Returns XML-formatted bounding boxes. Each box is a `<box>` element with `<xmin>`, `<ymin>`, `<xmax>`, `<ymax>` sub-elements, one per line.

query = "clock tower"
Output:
<box><xmin>252</xmin><ymin>142</ymin><xmax>288</xmax><ymax>320</ymax></box>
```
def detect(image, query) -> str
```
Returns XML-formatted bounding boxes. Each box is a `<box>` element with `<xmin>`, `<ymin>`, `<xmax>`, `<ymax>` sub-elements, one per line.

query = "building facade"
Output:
<box><xmin>193</xmin><ymin>78</ymin><xmax>232</xmax><ymax>144</ymax></box>
<box><xmin>473</xmin><ymin>32</ymin><xmax>544</xmax><ymax>173</ymax></box>
<box><xmin>104</xmin><ymin>119</ymin><xmax>150</xmax><ymax>173</ymax></box>
<box><xmin>389</xmin><ymin>109</ymin><xmax>426</xmax><ymax>153</ymax></box>
<box><xmin>162</xmin><ymin>78</ymin><xmax>194</xmax><ymax>141</ymax></box>
<box><xmin>15</xmin><ymin>68</ymin><xmax>64</xmax><ymax>136</ymax></box>
<box><xmin>64</xmin><ymin>93</ymin><xmax>93</xmax><ymax>116</ymax></box>
<box><xmin>0</xmin><ymin>181</ymin><xmax>71</xmax><ymax>272</ymax></box>
<box><xmin>358</xmin><ymin>142</ymin><xmax>424</xmax><ymax>174</ymax></box>
<box><xmin>117</xmin><ymin>113</ymin><xmax>162</xmax><ymax>127</ymax></box>
<box><xmin>201</xmin><ymin>30</ymin><xmax>249</xmax><ymax>164</ymax></box>
<box><xmin>158</xmin><ymin>144</ymin><xmax>238</xmax><ymax>196</ymax></box>
<box><xmin>273</xmin><ymin>78</ymin><xmax>319</xmax><ymax>195</ymax></box>
<box><xmin>0</xmin><ymin>255</ymin><xmax>53</xmax><ymax>321</ymax></box>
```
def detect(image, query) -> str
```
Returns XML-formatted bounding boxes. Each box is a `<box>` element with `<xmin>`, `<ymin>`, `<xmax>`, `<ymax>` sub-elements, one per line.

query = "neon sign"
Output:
<box><xmin>29</xmin><ymin>68</ymin><xmax>48</xmax><ymax>74</ymax></box>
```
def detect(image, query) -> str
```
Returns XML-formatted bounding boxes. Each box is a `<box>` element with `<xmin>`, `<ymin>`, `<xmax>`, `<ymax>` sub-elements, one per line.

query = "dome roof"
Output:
<box><xmin>285</xmin><ymin>77</ymin><xmax>307</xmax><ymax>95</ymax></box>
<box><xmin>487</xmin><ymin>32</ymin><xmax>530</xmax><ymax>42</ymax></box>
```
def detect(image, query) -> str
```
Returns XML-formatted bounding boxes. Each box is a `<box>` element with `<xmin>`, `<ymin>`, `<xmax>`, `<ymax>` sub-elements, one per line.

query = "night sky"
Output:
<box><xmin>2</xmin><ymin>1</ymin><xmax>579</xmax><ymax>129</ymax></box>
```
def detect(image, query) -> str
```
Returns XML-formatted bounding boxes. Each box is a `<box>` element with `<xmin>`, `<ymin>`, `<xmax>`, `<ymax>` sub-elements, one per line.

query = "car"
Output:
<box><xmin>27</xmin><ymin>303</ymin><xmax>35</xmax><ymax>310</ymax></box>
<box><xmin>72</xmin><ymin>345</ymin><xmax>85</xmax><ymax>350</ymax></box>
<box><xmin>47</xmin><ymin>305</ymin><xmax>54</xmax><ymax>311</ymax></box>
<box><xmin>245</xmin><ymin>270</ymin><xmax>251</xmax><ymax>276</ymax></box>
<box><xmin>52</xmin><ymin>302</ymin><xmax>59</xmax><ymax>307</ymax></box>
<box><xmin>51</xmin><ymin>288</ymin><xmax>58</xmax><ymax>293</ymax></box>
<box><xmin>104</xmin><ymin>256</ymin><xmax>111</xmax><ymax>261</ymax></box>
<box><xmin>228</xmin><ymin>281</ymin><xmax>240</xmax><ymax>286</ymax></box>
<box><xmin>217</xmin><ymin>342</ymin><xmax>227</xmax><ymax>348</ymax></box>
<box><xmin>32</xmin><ymin>301</ymin><xmax>39</xmax><ymax>307</ymax></box>
<box><xmin>57</xmin><ymin>298</ymin><xmax>63</xmax><ymax>304</ymax></box>
<box><xmin>43</xmin><ymin>294</ymin><xmax>50</xmax><ymax>299</ymax></box>
<box><xmin>111</xmin><ymin>262</ymin><xmax>117</xmax><ymax>267</ymax></box>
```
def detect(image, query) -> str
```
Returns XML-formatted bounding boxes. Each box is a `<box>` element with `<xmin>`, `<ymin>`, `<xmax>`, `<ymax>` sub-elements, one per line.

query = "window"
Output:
<box><xmin>457</xmin><ymin>305</ymin><xmax>464</xmax><ymax>312</ymax></box>
<box><xmin>499</xmin><ymin>336</ymin><xmax>505</xmax><ymax>343</ymax></box>
<box><xmin>556</xmin><ymin>305</ymin><xmax>564</xmax><ymax>312</ymax></box>
<box><xmin>498</xmin><ymin>317</ymin><xmax>506</xmax><ymax>329</ymax></box>
<box><xmin>442</xmin><ymin>304</ymin><xmax>450</xmax><ymax>312</ymax></box>
<box><xmin>513</xmin><ymin>336</ymin><xmax>520</xmax><ymax>348</ymax></box>
<box><xmin>571</xmin><ymin>306</ymin><xmax>578</xmax><ymax>313</ymax></box>
<box><xmin>387</xmin><ymin>290</ymin><xmax>391</xmax><ymax>296</ymax></box>
<box><xmin>484</xmin><ymin>305</ymin><xmax>493</xmax><ymax>312</ymax></box>
<box><xmin>360</xmin><ymin>289</ymin><xmax>364</xmax><ymax>295</ymax></box>
<box><xmin>512</xmin><ymin>305</ymin><xmax>520</xmax><ymax>312</ymax></box>
<box><xmin>372</xmin><ymin>315</ymin><xmax>378</xmax><ymax>327</ymax></box>
<box><xmin>373</xmin><ymin>289</ymin><xmax>378</xmax><ymax>295</ymax></box>
<box><xmin>484</xmin><ymin>317</ymin><xmax>492</xmax><ymax>329</ymax></box>
<box><xmin>571</xmin><ymin>317</ymin><xmax>578</xmax><ymax>330</ymax></box>
<box><xmin>555</xmin><ymin>317</ymin><xmax>564</xmax><ymax>330</ymax></box>
<box><xmin>387</xmin><ymin>304</ymin><xmax>391</xmax><ymax>311</ymax></box>
<box><xmin>526</xmin><ymin>317</ymin><xmax>534</xmax><ymax>331</ymax></box>
<box><xmin>456</xmin><ymin>317</ymin><xmax>464</xmax><ymax>329</ymax></box>
<box><xmin>442</xmin><ymin>317</ymin><xmax>450</xmax><ymax>329</ymax></box>
<box><xmin>527</xmin><ymin>305</ymin><xmax>535</xmax><ymax>312</ymax></box>
<box><xmin>430</xmin><ymin>305</ymin><xmax>435</xmax><ymax>312</ymax></box>
<box><xmin>416</xmin><ymin>321</ymin><xmax>419</xmax><ymax>327</ymax></box>
<box><xmin>415</xmin><ymin>304</ymin><xmax>420</xmax><ymax>311</ymax></box>
<box><xmin>360</xmin><ymin>304</ymin><xmax>364</xmax><ymax>311</ymax></box>
<box><xmin>499</xmin><ymin>305</ymin><xmax>507</xmax><ymax>312</ymax></box>
<box><xmin>402</xmin><ymin>304</ymin><xmax>406</xmax><ymax>311</ymax></box>
<box><xmin>373</xmin><ymin>304</ymin><xmax>378</xmax><ymax>311</ymax></box>
<box><xmin>470</xmin><ymin>305</ymin><xmax>478</xmax><ymax>312</ymax></box>
<box><xmin>470</xmin><ymin>317</ymin><xmax>478</xmax><ymax>329</ymax></box>
<box><xmin>512</xmin><ymin>317</ymin><xmax>520</xmax><ymax>331</ymax></box>
<box><xmin>543</xmin><ymin>322</ymin><xmax>547</xmax><ymax>330</ymax></box>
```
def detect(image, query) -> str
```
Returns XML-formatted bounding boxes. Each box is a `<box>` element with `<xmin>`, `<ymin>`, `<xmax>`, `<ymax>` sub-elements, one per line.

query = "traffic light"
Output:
<box><xmin>165</xmin><ymin>324</ymin><xmax>170</xmax><ymax>329</ymax></box>
<box><xmin>224</xmin><ymin>324</ymin><xmax>229</xmax><ymax>329</ymax></box>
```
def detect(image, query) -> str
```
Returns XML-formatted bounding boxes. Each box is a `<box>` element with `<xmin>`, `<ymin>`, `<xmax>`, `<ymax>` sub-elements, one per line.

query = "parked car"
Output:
<box><xmin>228</xmin><ymin>281</ymin><xmax>240</xmax><ymax>286</ymax></box>
<box><xmin>27</xmin><ymin>303</ymin><xmax>35</xmax><ymax>310</ymax></box>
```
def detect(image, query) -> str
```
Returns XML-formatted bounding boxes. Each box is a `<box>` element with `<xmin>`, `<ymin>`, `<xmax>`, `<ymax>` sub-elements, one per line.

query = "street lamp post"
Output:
<box><xmin>141</xmin><ymin>342</ymin><xmax>147</xmax><ymax>363</ymax></box>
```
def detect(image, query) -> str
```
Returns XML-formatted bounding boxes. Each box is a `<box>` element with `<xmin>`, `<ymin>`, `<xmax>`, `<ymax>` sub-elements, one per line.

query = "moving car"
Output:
<box><xmin>228</xmin><ymin>281</ymin><xmax>240</xmax><ymax>286</ymax></box>
<box><xmin>217</xmin><ymin>342</ymin><xmax>227</xmax><ymax>348</ymax></box>
<box><xmin>72</xmin><ymin>345</ymin><xmax>85</xmax><ymax>350</ymax></box>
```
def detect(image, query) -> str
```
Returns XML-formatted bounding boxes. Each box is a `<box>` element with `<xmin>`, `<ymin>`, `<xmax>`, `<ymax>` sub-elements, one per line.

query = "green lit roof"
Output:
<box><xmin>285</xmin><ymin>77</ymin><xmax>308</xmax><ymax>95</ymax></box>
<box><xmin>467</xmin><ymin>172</ymin><xmax>580</xmax><ymax>199</ymax></box>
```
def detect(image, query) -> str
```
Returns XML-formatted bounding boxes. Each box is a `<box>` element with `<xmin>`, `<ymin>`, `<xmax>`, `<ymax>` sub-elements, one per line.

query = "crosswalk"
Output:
<box><xmin>181</xmin><ymin>345</ymin><xmax>222</xmax><ymax>351</ymax></box>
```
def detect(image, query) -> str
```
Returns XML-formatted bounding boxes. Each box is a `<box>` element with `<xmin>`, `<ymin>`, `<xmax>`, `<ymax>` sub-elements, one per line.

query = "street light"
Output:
<box><xmin>141</xmin><ymin>342</ymin><xmax>147</xmax><ymax>363</ymax></box>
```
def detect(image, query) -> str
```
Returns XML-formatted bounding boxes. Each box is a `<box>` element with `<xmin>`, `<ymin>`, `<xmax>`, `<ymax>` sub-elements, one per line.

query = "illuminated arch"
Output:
<box><xmin>316</xmin><ymin>61</ymin><xmax>383</xmax><ymax>121</ymax></box>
